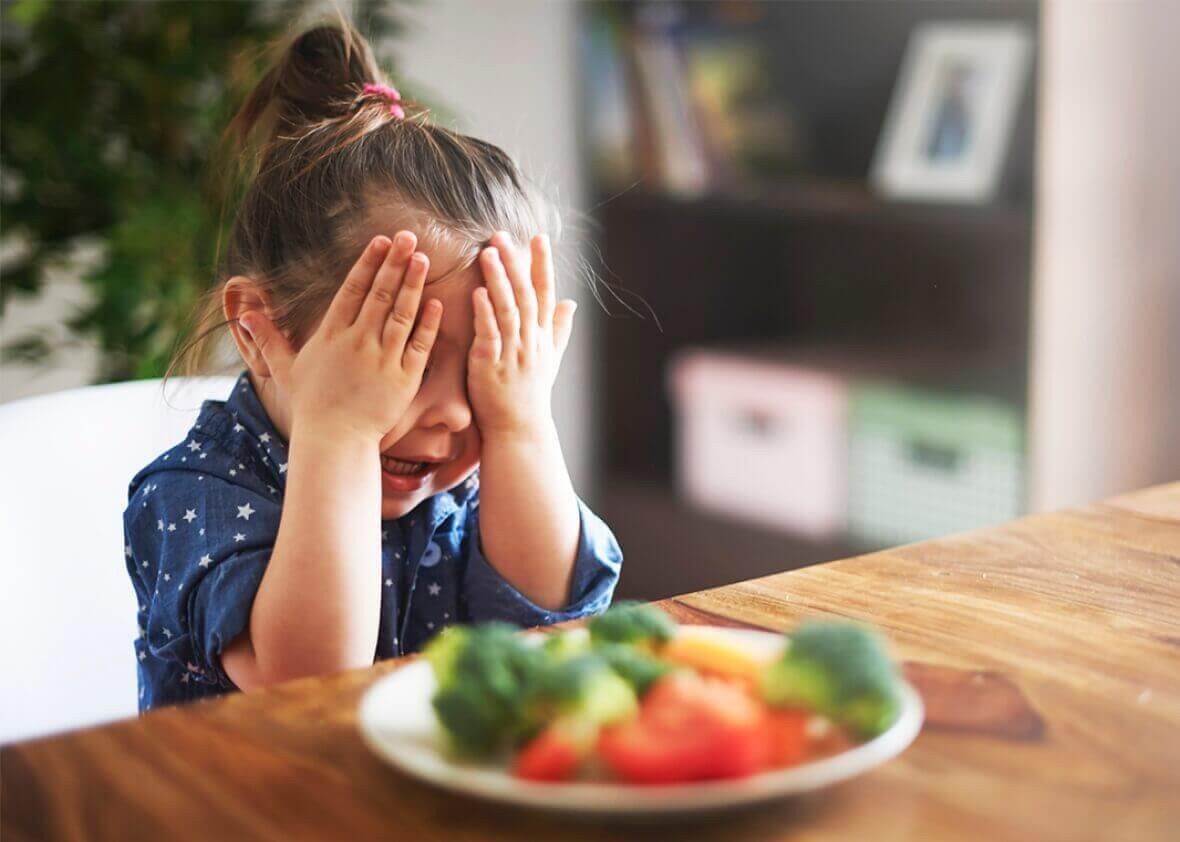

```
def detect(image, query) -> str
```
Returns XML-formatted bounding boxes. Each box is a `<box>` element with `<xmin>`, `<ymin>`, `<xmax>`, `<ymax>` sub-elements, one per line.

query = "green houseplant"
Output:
<box><xmin>1</xmin><ymin>0</ymin><xmax>403</xmax><ymax>381</ymax></box>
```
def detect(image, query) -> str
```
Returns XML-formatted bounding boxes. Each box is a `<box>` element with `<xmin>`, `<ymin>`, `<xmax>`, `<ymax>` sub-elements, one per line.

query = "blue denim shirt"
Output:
<box><xmin>123</xmin><ymin>372</ymin><xmax>622</xmax><ymax>711</ymax></box>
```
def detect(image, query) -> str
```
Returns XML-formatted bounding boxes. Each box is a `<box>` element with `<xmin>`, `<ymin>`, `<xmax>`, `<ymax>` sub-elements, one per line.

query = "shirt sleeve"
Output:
<box><xmin>460</xmin><ymin>494</ymin><xmax>622</xmax><ymax>627</ymax></box>
<box><xmin>125</xmin><ymin>470</ymin><xmax>280</xmax><ymax>689</ymax></box>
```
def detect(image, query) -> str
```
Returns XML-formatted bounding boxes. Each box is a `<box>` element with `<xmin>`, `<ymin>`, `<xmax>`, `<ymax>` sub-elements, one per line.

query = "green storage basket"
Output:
<box><xmin>848</xmin><ymin>384</ymin><xmax>1025</xmax><ymax>547</ymax></box>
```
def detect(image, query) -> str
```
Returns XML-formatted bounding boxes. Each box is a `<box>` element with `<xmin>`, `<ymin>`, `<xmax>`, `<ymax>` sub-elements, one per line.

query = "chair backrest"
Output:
<box><xmin>0</xmin><ymin>376</ymin><xmax>237</xmax><ymax>743</ymax></box>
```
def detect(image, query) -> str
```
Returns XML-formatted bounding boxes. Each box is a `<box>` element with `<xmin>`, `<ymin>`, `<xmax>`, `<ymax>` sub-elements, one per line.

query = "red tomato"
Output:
<box><xmin>764</xmin><ymin>708</ymin><xmax>810</xmax><ymax>766</ymax></box>
<box><xmin>513</xmin><ymin>726</ymin><xmax>581</xmax><ymax>782</ymax></box>
<box><xmin>597</xmin><ymin>672</ymin><xmax>771</xmax><ymax>783</ymax></box>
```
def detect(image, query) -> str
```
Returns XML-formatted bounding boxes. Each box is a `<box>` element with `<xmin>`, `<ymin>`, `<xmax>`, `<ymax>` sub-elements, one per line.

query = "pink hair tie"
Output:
<box><xmin>362</xmin><ymin>82</ymin><xmax>405</xmax><ymax>120</ymax></box>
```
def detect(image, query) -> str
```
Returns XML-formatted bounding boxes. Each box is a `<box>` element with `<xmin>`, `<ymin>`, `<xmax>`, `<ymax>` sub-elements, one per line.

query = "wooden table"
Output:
<box><xmin>4</xmin><ymin>484</ymin><xmax>1179</xmax><ymax>841</ymax></box>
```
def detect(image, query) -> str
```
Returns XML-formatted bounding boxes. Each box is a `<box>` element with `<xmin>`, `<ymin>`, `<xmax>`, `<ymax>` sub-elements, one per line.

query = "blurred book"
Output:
<box><xmin>628</xmin><ymin>17</ymin><xmax>711</xmax><ymax>196</ymax></box>
<box><xmin>579</xmin><ymin>11</ymin><xmax>638</xmax><ymax>190</ymax></box>
<box><xmin>680</xmin><ymin>35</ymin><xmax>807</xmax><ymax>188</ymax></box>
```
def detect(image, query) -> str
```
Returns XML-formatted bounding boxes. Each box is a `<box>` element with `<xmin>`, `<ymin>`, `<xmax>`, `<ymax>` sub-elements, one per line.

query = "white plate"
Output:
<box><xmin>357</xmin><ymin>627</ymin><xmax>924</xmax><ymax>817</ymax></box>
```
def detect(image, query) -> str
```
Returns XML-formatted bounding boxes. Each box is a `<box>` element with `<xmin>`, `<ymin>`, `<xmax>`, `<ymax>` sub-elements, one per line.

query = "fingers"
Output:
<box><xmin>359</xmin><ymin>231</ymin><xmax>418</xmax><ymax>335</ymax></box>
<box><xmin>553</xmin><ymin>299</ymin><xmax>577</xmax><ymax>357</ymax></box>
<box><xmin>480</xmin><ymin>246</ymin><xmax>521</xmax><ymax>346</ymax></box>
<box><xmin>531</xmin><ymin>233</ymin><xmax>555</xmax><ymax>329</ymax></box>
<box><xmin>490</xmin><ymin>232</ymin><xmax>537</xmax><ymax>348</ymax></box>
<box><xmin>401</xmin><ymin>298</ymin><xmax>443</xmax><ymax>376</ymax></box>
<box><xmin>239</xmin><ymin>310</ymin><xmax>296</xmax><ymax>383</ymax></box>
<box><xmin>323</xmin><ymin>235</ymin><xmax>393</xmax><ymax>329</ymax></box>
<box><xmin>470</xmin><ymin>286</ymin><xmax>501</xmax><ymax>363</ymax></box>
<box><xmin>380</xmin><ymin>251</ymin><xmax>430</xmax><ymax>351</ymax></box>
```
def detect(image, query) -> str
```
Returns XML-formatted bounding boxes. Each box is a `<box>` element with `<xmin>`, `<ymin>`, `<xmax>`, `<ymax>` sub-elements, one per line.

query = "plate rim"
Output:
<box><xmin>357</xmin><ymin>626</ymin><xmax>924</xmax><ymax>815</ymax></box>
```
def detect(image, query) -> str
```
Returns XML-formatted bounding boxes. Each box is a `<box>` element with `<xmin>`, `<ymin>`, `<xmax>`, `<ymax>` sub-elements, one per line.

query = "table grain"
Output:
<box><xmin>4</xmin><ymin>483</ymin><xmax>1178</xmax><ymax>841</ymax></box>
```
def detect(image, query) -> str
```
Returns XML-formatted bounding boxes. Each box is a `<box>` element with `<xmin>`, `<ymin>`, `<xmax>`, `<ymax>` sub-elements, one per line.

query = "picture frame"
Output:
<box><xmin>871</xmin><ymin>22</ymin><xmax>1032</xmax><ymax>203</ymax></box>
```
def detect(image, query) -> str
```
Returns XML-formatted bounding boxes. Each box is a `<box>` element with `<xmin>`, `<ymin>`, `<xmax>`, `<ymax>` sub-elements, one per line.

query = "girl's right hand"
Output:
<box><xmin>239</xmin><ymin>232</ymin><xmax>442</xmax><ymax>443</ymax></box>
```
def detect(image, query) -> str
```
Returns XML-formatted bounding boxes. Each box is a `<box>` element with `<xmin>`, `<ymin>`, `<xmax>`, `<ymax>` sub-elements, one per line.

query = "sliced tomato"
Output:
<box><xmin>513</xmin><ymin>725</ymin><xmax>582</xmax><ymax>782</ymax></box>
<box><xmin>597</xmin><ymin>671</ymin><xmax>771</xmax><ymax>783</ymax></box>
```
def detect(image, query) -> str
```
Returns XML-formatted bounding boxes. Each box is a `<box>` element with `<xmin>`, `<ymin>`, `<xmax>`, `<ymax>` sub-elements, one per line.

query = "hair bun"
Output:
<box><xmin>277</xmin><ymin>24</ymin><xmax>380</xmax><ymax>125</ymax></box>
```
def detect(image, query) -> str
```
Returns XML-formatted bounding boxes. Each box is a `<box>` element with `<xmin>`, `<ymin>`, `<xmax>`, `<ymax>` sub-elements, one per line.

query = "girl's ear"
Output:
<box><xmin>223</xmin><ymin>276</ymin><xmax>280</xmax><ymax>379</ymax></box>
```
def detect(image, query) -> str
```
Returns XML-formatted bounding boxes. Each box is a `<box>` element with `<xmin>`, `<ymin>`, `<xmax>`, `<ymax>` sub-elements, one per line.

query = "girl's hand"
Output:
<box><xmin>468</xmin><ymin>231</ymin><xmax>577</xmax><ymax>439</ymax></box>
<box><xmin>240</xmin><ymin>232</ymin><xmax>443</xmax><ymax>443</ymax></box>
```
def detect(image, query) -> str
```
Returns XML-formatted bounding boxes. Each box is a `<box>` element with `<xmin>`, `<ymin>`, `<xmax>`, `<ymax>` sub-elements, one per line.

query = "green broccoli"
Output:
<box><xmin>529</xmin><ymin>652</ymin><xmax>638</xmax><ymax>729</ymax></box>
<box><xmin>541</xmin><ymin>629</ymin><xmax>591</xmax><ymax>662</ymax></box>
<box><xmin>760</xmin><ymin>621</ymin><xmax>901</xmax><ymax>739</ymax></box>
<box><xmin>425</xmin><ymin>623</ymin><xmax>549</xmax><ymax>756</ymax></box>
<box><xmin>588</xmin><ymin>601</ymin><xmax>677</xmax><ymax>649</ymax></box>
<box><xmin>594</xmin><ymin>643</ymin><xmax>672</xmax><ymax>695</ymax></box>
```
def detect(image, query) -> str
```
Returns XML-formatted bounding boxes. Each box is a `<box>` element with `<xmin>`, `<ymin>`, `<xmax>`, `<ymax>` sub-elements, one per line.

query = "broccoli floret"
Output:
<box><xmin>425</xmin><ymin>623</ymin><xmax>548</xmax><ymax>756</ymax></box>
<box><xmin>588</xmin><ymin>601</ymin><xmax>677</xmax><ymax>648</ymax></box>
<box><xmin>760</xmin><ymin>621</ymin><xmax>901</xmax><ymax>739</ymax></box>
<box><xmin>526</xmin><ymin>653</ymin><xmax>638</xmax><ymax>734</ymax></box>
<box><xmin>541</xmin><ymin>629</ymin><xmax>591</xmax><ymax>662</ymax></box>
<box><xmin>594</xmin><ymin>643</ymin><xmax>672</xmax><ymax>696</ymax></box>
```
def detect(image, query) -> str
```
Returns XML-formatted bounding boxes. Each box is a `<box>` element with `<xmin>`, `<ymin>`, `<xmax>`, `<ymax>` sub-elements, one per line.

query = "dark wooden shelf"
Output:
<box><xmin>594</xmin><ymin>181</ymin><xmax>1032</xmax><ymax>235</ymax></box>
<box><xmin>595</xmin><ymin>475</ymin><xmax>860</xmax><ymax>602</ymax></box>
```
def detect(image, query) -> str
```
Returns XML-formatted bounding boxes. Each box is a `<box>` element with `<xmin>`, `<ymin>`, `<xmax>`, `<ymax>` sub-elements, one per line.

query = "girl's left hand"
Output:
<box><xmin>468</xmin><ymin>231</ymin><xmax>577</xmax><ymax>439</ymax></box>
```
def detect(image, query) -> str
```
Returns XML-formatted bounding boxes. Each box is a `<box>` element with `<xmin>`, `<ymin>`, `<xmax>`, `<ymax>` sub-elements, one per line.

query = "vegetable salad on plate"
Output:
<box><xmin>423</xmin><ymin>602</ymin><xmax>903</xmax><ymax>784</ymax></box>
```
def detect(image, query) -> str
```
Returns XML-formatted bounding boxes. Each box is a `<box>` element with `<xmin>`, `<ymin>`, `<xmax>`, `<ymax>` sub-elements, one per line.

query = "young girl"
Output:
<box><xmin>123</xmin><ymin>22</ymin><xmax>621</xmax><ymax>710</ymax></box>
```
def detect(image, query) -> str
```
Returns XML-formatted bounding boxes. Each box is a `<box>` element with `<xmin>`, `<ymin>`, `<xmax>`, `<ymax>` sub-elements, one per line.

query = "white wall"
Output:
<box><xmin>1030</xmin><ymin>0</ymin><xmax>1180</xmax><ymax>510</ymax></box>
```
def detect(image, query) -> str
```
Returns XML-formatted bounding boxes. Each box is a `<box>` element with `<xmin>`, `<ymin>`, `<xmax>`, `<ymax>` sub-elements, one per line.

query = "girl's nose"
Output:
<box><xmin>415</xmin><ymin>377</ymin><xmax>473</xmax><ymax>433</ymax></box>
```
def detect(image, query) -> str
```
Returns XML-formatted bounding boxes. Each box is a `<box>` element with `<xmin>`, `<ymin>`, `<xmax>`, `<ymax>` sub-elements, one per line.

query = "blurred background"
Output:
<box><xmin>3</xmin><ymin>0</ymin><xmax>1179</xmax><ymax>603</ymax></box>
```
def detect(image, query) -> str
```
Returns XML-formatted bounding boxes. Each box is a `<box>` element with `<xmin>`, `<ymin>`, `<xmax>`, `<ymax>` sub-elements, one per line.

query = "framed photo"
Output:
<box><xmin>871</xmin><ymin>22</ymin><xmax>1032</xmax><ymax>203</ymax></box>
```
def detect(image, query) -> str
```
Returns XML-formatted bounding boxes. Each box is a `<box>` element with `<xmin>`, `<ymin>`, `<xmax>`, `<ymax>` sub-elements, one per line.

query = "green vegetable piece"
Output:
<box><xmin>761</xmin><ymin>621</ymin><xmax>901</xmax><ymax>739</ymax></box>
<box><xmin>588</xmin><ymin>601</ymin><xmax>677</xmax><ymax>648</ymax></box>
<box><xmin>427</xmin><ymin>622</ymin><xmax>548</xmax><ymax>757</ymax></box>
<box><xmin>594</xmin><ymin>643</ymin><xmax>672</xmax><ymax>695</ymax></box>
<box><xmin>541</xmin><ymin>630</ymin><xmax>591</xmax><ymax>662</ymax></box>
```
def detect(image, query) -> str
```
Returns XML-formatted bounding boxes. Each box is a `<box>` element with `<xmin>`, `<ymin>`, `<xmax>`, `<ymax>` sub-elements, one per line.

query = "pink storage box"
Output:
<box><xmin>668</xmin><ymin>349</ymin><xmax>848</xmax><ymax>539</ymax></box>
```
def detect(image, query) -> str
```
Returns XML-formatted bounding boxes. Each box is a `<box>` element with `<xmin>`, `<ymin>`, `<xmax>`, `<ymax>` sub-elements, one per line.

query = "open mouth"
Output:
<box><xmin>380</xmin><ymin>455</ymin><xmax>433</xmax><ymax>476</ymax></box>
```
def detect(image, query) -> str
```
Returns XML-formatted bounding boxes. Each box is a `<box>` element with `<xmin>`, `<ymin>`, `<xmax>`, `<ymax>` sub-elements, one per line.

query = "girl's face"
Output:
<box><xmin>371</xmin><ymin>243</ymin><xmax>483</xmax><ymax>519</ymax></box>
<box><xmin>253</xmin><ymin>234</ymin><xmax>485</xmax><ymax>520</ymax></box>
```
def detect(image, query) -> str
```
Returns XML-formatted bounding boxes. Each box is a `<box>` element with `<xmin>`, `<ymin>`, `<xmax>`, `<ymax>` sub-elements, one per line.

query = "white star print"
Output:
<box><xmin>197</xmin><ymin>476</ymin><xmax>204</xmax><ymax>481</ymax></box>
<box><xmin>182</xmin><ymin>509</ymin><xmax>197</xmax><ymax>523</ymax></box>
<box><xmin>233</xmin><ymin>533</ymin><xmax>245</xmax><ymax>542</ymax></box>
<box><xmin>199</xmin><ymin>528</ymin><xmax>205</xmax><ymax>536</ymax></box>
<box><xmin>199</xmin><ymin>452</ymin><xmax>208</xmax><ymax>460</ymax></box>
<box><xmin>125</xmin><ymin>543</ymin><xmax>132</xmax><ymax>557</ymax></box>
<box><xmin>259</xmin><ymin>433</ymin><xmax>271</xmax><ymax>443</ymax></box>
<box><xmin>181</xmin><ymin>456</ymin><xmax>187</xmax><ymax>462</ymax></box>
<box><xmin>167</xmin><ymin>523</ymin><xmax>176</xmax><ymax>532</ymax></box>
<box><xmin>427</xmin><ymin>621</ymin><xmax>435</xmax><ymax>630</ymax></box>
<box><xmin>163</xmin><ymin>573</ymin><xmax>171</xmax><ymax>582</ymax></box>
<box><xmin>142</xmin><ymin>559</ymin><xmax>149</xmax><ymax>568</ymax></box>
<box><xmin>178</xmin><ymin>583</ymin><xmax>184</xmax><ymax>591</ymax></box>
<box><xmin>187</xmin><ymin>440</ymin><xmax>201</xmax><ymax>452</ymax></box>
<box><xmin>156</xmin><ymin>519</ymin><xmax>164</xmax><ymax>531</ymax></box>
<box><xmin>428</xmin><ymin>582</ymin><xmax>441</xmax><ymax>596</ymax></box>
<box><xmin>385</xmin><ymin>578</ymin><xmax>393</xmax><ymax>587</ymax></box>
<box><xmin>233</xmin><ymin>423</ymin><xmax>244</xmax><ymax>432</ymax></box>
<box><xmin>239</xmin><ymin>463</ymin><xmax>246</xmax><ymax>470</ymax></box>
<box><xmin>163</xmin><ymin>627</ymin><xmax>173</xmax><ymax>638</ymax></box>
<box><xmin>237</xmin><ymin>503</ymin><xmax>255</xmax><ymax>520</ymax></box>
<box><xmin>382</xmin><ymin>530</ymin><xmax>388</xmax><ymax>540</ymax></box>
<box><xmin>267</xmin><ymin>485</ymin><xmax>277</xmax><ymax>495</ymax></box>
<box><xmin>229</xmin><ymin>469</ymin><xmax>237</xmax><ymax>477</ymax></box>
<box><xmin>198</xmin><ymin>554</ymin><xmax>213</xmax><ymax>568</ymax></box>
<box><xmin>162</xmin><ymin>454</ymin><xmax>170</xmax><ymax>461</ymax></box>
<box><xmin>181</xmin><ymin>672</ymin><xmax>190</xmax><ymax>684</ymax></box>
<box><xmin>139</xmin><ymin>650</ymin><xmax>146</xmax><ymax>661</ymax></box>
<box><xmin>278</xmin><ymin>462</ymin><xmax>287</xmax><ymax>474</ymax></box>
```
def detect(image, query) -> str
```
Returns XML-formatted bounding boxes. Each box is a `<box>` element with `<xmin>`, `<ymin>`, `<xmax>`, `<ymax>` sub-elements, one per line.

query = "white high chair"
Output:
<box><xmin>0</xmin><ymin>376</ymin><xmax>237</xmax><ymax>742</ymax></box>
